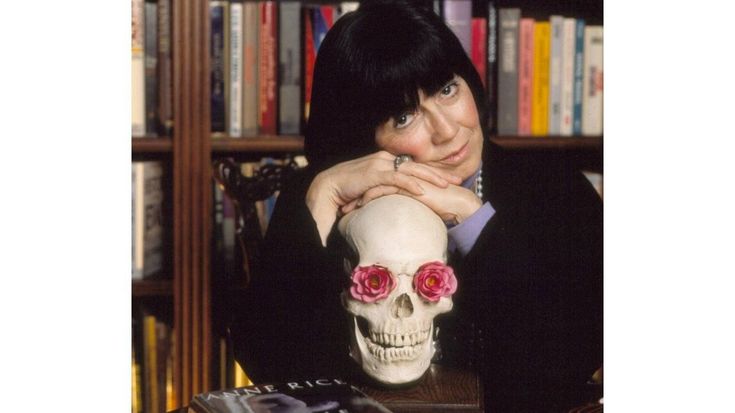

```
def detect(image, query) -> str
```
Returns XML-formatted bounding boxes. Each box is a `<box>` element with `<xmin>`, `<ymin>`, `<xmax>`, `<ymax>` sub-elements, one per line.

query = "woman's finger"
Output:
<box><xmin>379</xmin><ymin>170</ymin><xmax>425</xmax><ymax>196</ymax></box>
<box><xmin>357</xmin><ymin>185</ymin><xmax>404</xmax><ymax>207</ymax></box>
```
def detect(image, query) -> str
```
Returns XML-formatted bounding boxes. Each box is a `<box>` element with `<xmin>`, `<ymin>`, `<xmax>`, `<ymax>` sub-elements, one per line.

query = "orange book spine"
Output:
<box><xmin>531</xmin><ymin>21</ymin><xmax>550</xmax><ymax>136</ymax></box>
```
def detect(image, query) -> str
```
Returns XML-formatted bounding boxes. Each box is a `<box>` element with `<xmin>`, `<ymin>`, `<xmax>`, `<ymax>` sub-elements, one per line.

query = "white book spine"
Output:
<box><xmin>242</xmin><ymin>2</ymin><xmax>258</xmax><ymax>136</ymax></box>
<box><xmin>560</xmin><ymin>18</ymin><xmax>576</xmax><ymax>136</ymax></box>
<box><xmin>582</xmin><ymin>26</ymin><xmax>603</xmax><ymax>136</ymax></box>
<box><xmin>548</xmin><ymin>15</ymin><xmax>564</xmax><ymax>135</ymax></box>
<box><xmin>229</xmin><ymin>2</ymin><xmax>243</xmax><ymax>137</ymax></box>
<box><xmin>133</xmin><ymin>162</ymin><xmax>145</xmax><ymax>279</ymax></box>
<box><xmin>131</xmin><ymin>0</ymin><xmax>146</xmax><ymax>137</ymax></box>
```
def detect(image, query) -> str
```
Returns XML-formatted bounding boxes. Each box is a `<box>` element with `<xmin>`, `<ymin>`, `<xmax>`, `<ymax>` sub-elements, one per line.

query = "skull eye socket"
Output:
<box><xmin>349</xmin><ymin>265</ymin><xmax>396</xmax><ymax>303</ymax></box>
<box><xmin>413</xmin><ymin>261</ymin><xmax>457</xmax><ymax>302</ymax></box>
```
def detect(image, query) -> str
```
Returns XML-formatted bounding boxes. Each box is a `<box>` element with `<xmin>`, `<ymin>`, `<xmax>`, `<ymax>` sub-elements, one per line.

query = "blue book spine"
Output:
<box><xmin>210</xmin><ymin>2</ymin><xmax>226</xmax><ymax>133</ymax></box>
<box><xmin>312</xmin><ymin>8</ymin><xmax>329</xmax><ymax>51</ymax></box>
<box><xmin>572</xmin><ymin>19</ymin><xmax>585</xmax><ymax>135</ymax></box>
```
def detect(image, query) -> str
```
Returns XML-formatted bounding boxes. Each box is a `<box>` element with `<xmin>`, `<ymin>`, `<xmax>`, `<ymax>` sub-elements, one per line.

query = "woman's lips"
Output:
<box><xmin>440</xmin><ymin>142</ymin><xmax>469</xmax><ymax>165</ymax></box>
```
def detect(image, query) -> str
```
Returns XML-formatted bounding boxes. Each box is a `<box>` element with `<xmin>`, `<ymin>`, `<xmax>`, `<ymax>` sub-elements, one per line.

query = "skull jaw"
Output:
<box><xmin>349</xmin><ymin>317</ymin><xmax>435</xmax><ymax>386</ymax></box>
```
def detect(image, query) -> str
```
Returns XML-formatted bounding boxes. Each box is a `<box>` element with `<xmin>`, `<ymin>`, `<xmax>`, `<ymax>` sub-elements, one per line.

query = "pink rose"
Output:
<box><xmin>413</xmin><ymin>261</ymin><xmax>457</xmax><ymax>302</ymax></box>
<box><xmin>349</xmin><ymin>265</ymin><xmax>396</xmax><ymax>303</ymax></box>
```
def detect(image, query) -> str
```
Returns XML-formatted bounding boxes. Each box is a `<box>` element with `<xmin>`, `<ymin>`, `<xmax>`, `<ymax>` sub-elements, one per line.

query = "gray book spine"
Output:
<box><xmin>144</xmin><ymin>1</ymin><xmax>158</xmax><ymax>135</ymax></box>
<box><xmin>497</xmin><ymin>8</ymin><xmax>520</xmax><ymax>135</ymax></box>
<box><xmin>548</xmin><ymin>15</ymin><xmax>563</xmax><ymax>135</ymax></box>
<box><xmin>278</xmin><ymin>2</ymin><xmax>302</xmax><ymax>135</ymax></box>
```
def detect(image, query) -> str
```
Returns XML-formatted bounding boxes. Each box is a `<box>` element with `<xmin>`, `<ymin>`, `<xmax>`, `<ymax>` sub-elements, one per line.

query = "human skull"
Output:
<box><xmin>338</xmin><ymin>195</ymin><xmax>457</xmax><ymax>385</ymax></box>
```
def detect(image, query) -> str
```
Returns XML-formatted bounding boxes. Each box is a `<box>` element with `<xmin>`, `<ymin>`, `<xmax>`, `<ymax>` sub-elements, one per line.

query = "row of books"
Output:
<box><xmin>132</xmin><ymin>310</ymin><xmax>175</xmax><ymax>413</ymax></box>
<box><xmin>495</xmin><ymin>8</ymin><xmax>603</xmax><ymax>136</ymax></box>
<box><xmin>132</xmin><ymin>0</ymin><xmax>174</xmax><ymax>137</ymax></box>
<box><xmin>132</xmin><ymin>161</ymin><xmax>166</xmax><ymax>279</ymax></box>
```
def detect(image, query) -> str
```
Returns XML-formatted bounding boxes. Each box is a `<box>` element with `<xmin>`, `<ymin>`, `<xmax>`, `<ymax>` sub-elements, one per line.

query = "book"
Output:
<box><xmin>229</xmin><ymin>0</ymin><xmax>243</xmax><ymax>137</ymax></box>
<box><xmin>242</xmin><ymin>2</ymin><xmax>258</xmax><ymax>136</ymax></box>
<box><xmin>531</xmin><ymin>21</ymin><xmax>550</xmax><ymax>136</ymax></box>
<box><xmin>145</xmin><ymin>1</ymin><xmax>158</xmax><ymax>136</ymax></box>
<box><xmin>470</xmin><ymin>17</ymin><xmax>487</xmax><ymax>87</ymax></box>
<box><xmin>258</xmin><ymin>1</ymin><xmax>278</xmax><ymax>135</ymax></box>
<box><xmin>188</xmin><ymin>379</ymin><xmax>394</xmax><ymax>413</ymax></box>
<box><xmin>278</xmin><ymin>1</ymin><xmax>302</xmax><ymax>135</ymax></box>
<box><xmin>157</xmin><ymin>0</ymin><xmax>174</xmax><ymax>136</ymax></box>
<box><xmin>559</xmin><ymin>17</ymin><xmax>576</xmax><ymax>136</ymax></box>
<box><xmin>572</xmin><ymin>19</ymin><xmax>586</xmax><ymax>135</ymax></box>
<box><xmin>443</xmin><ymin>0</ymin><xmax>472</xmax><ymax>56</ymax></box>
<box><xmin>303</xmin><ymin>6</ymin><xmax>315</xmax><ymax>121</ymax></box>
<box><xmin>132</xmin><ymin>0</ymin><xmax>146</xmax><ymax>137</ymax></box>
<box><xmin>210</xmin><ymin>1</ymin><xmax>228</xmax><ymax>135</ymax></box>
<box><xmin>485</xmin><ymin>2</ymin><xmax>497</xmax><ymax>133</ymax></box>
<box><xmin>582</xmin><ymin>25</ymin><xmax>603</xmax><ymax>136</ymax></box>
<box><xmin>132</xmin><ymin>161</ymin><xmax>165</xmax><ymax>279</ymax></box>
<box><xmin>496</xmin><ymin>8</ymin><xmax>520</xmax><ymax>135</ymax></box>
<box><xmin>548</xmin><ymin>15</ymin><xmax>563</xmax><ymax>135</ymax></box>
<box><xmin>517</xmin><ymin>17</ymin><xmax>534</xmax><ymax>136</ymax></box>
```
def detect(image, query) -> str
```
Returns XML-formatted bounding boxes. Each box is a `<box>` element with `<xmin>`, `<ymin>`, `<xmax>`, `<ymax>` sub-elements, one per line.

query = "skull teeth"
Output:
<box><xmin>368</xmin><ymin>330</ymin><xmax>430</xmax><ymax>348</ymax></box>
<box><xmin>364</xmin><ymin>338</ymin><xmax>424</xmax><ymax>362</ymax></box>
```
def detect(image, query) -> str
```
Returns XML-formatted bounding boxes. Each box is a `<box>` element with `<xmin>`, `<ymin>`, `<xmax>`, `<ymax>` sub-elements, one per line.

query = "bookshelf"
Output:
<box><xmin>132</xmin><ymin>0</ymin><xmax>603</xmax><ymax>410</ymax></box>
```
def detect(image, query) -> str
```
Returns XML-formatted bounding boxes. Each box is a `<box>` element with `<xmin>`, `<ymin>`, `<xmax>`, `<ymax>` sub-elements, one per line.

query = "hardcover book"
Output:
<box><xmin>188</xmin><ymin>379</ymin><xmax>393</xmax><ymax>413</ymax></box>
<box><xmin>443</xmin><ymin>0</ymin><xmax>472</xmax><ymax>55</ymax></box>
<box><xmin>582</xmin><ymin>25</ymin><xmax>603</xmax><ymax>136</ymax></box>
<box><xmin>229</xmin><ymin>0</ymin><xmax>243</xmax><ymax>137</ymax></box>
<box><xmin>258</xmin><ymin>1</ymin><xmax>278</xmax><ymax>135</ymax></box>
<box><xmin>485</xmin><ymin>2</ymin><xmax>497</xmax><ymax>133</ymax></box>
<box><xmin>278</xmin><ymin>1</ymin><xmax>302</xmax><ymax>135</ymax></box>
<box><xmin>560</xmin><ymin>17</ymin><xmax>576</xmax><ymax>136</ymax></box>
<box><xmin>531</xmin><ymin>21</ymin><xmax>550</xmax><ymax>136</ymax></box>
<box><xmin>572</xmin><ymin>19</ymin><xmax>586</xmax><ymax>135</ymax></box>
<box><xmin>497</xmin><ymin>8</ymin><xmax>520</xmax><ymax>135</ymax></box>
<box><xmin>144</xmin><ymin>1</ymin><xmax>158</xmax><ymax>136</ymax></box>
<box><xmin>132</xmin><ymin>0</ymin><xmax>146</xmax><ymax>137</ymax></box>
<box><xmin>210</xmin><ymin>1</ymin><xmax>228</xmax><ymax>135</ymax></box>
<box><xmin>517</xmin><ymin>17</ymin><xmax>534</xmax><ymax>136</ymax></box>
<box><xmin>132</xmin><ymin>161</ymin><xmax>165</xmax><ymax>279</ymax></box>
<box><xmin>242</xmin><ymin>2</ymin><xmax>258</xmax><ymax>136</ymax></box>
<box><xmin>548</xmin><ymin>15</ymin><xmax>563</xmax><ymax>135</ymax></box>
<box><xmin>157</xmin><ymin>0</ymin><xmax>174</xmax><ymax>136</ymax></box>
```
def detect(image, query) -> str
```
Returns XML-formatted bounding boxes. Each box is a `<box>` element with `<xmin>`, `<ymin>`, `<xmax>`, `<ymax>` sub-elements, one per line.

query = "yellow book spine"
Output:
<box><xmin>143</xmin><ymin>315</ymin><xmax>160</xmax><ymax>413</ymax></box>
<box><xmin>531</xmin><ymin>22</ymin><xmax>550</xmax><ymax>136</ymax></box>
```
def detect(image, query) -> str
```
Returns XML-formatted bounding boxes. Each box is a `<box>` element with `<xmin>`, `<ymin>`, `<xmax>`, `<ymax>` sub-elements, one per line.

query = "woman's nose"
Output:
<box><xmin>427</xmin><ymin>108</ymin><xmax>459</xmax><ymax>144</ymax></box>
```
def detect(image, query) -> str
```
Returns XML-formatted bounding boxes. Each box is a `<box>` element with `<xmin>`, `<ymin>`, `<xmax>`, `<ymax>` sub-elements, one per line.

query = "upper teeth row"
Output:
<box><xmin>369</xmin><ymin>330</ymin><xmax>429</xmax><ymax>347</ymax></box>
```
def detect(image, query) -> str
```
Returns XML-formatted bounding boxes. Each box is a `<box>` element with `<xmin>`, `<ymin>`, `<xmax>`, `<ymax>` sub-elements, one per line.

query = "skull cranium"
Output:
<box><xmin>338</xmin><ymin>195</ymin><xmax>456</xmax><ymax>385</ymax></box>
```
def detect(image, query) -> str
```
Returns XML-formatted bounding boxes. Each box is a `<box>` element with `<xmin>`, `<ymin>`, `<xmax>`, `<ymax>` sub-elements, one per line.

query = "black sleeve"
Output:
<box><xmin>230</xmin><ymin>168</ymin><xmax>354</xmax><ymax>382</ymax></box>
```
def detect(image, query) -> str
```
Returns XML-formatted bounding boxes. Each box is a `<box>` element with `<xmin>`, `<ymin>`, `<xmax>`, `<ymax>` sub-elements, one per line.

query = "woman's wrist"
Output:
<box><xmin>306</xmin><ymin>172</ymin><xmax>339</xmax><ymax>246</ymax></box>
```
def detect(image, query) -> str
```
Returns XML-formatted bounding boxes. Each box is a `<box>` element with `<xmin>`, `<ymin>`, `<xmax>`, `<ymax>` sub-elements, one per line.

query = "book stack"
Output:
<box><xmin>132</xmin><ymin>161</ymin><xmax>166</xmax><ymax>279</ymax></box>
<box><xmin>132</xmin><ymin>0</ymin><xmax>174</xmax><ymax>137</ymax></box>
<box><xmin>496</xmin><ymin>7</ymin><xmax>603</xmax><ymax>137</ymax></box>
<box><xmin>132</xmin><ymin>309</ymin><xmax>176</xmax><ymax>413</ymax></box>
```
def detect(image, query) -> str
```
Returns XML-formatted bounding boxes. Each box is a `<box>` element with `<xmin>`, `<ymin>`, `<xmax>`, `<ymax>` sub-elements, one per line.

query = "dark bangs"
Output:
<box><xmin>304</xmin><ymin>0</ymin><xmax>487</xmax><ymax>169</ymax></box>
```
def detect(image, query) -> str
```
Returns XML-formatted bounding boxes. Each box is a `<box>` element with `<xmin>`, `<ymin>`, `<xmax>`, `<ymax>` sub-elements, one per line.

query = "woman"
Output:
<box><xmin>232</xmin><ymin>2</ymin><xmax>602</xmax><ymax>411</ymax></box>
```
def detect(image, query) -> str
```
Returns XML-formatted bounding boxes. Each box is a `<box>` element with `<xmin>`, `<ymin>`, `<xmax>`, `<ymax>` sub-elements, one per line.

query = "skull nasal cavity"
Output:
<box><xmin>392</xmin><ymin>293</ymin><xmax>414</xmax><ymax>318</ymax></box>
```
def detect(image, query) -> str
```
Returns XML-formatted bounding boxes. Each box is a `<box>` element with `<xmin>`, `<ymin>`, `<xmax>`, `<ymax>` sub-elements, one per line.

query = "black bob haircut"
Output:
<box><xmin>304</xmin><ymin>0</ymin><xmax>489</xmax><ymax>170</ymax></box>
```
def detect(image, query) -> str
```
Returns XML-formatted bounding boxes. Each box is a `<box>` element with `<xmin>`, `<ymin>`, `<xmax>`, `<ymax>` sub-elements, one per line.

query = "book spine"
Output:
<box><xmin>303</xmin><ymin>7</ymin><xmax>315</xmax><ymax>121</ymax></box>
<box><xmin>157</xmin><ymin>0</ymin><xmax>173</xmax><ymax>136</ymax></box>
<box><xmin>142</xmin><ymin>162</ymin><xmax>165</xmax><ymax>277</ymax></box>
<box><xmin>132</xmin><ymin>163</ymin><xmax>141</xmax><ymax>279</ymax></box>
<box><xmin>517</xmin><ymin>18</ymin><xmax>534</xmax><ymax>136</ymax></box>
<box><xmin>144</xmin><ymin>2</ymin><xmax>158</xmax><ymax>136</ymax></box>
<box><xmin>132</xmin><ymin>0</ymin><xmax>146</xmax><ymax>137</ymax></box>
<box><xmin>210</xmin><ymin>1</ymin><xmax>227</xmax><ymax>135</ymax></box>
<box><xmin>485</xmin><ymin>2</ymin><xmax>497</xmax><ymax>133</ymax></box>
<box><xmin>279</xmin><ymin>1</ymin><xmax>302</xmax><ymax>135</ymax></box>
<box><xmin>531</xmin><ymin>21</ymin><xmax>550</xmax><ymax>136</ymax></box>
<box><xmin>471</xmin><ymin>17</ymin><xmax>487</xmax><ymax>87</ymax></box>
<box><xmin>229</xmin><ymin>1</ymin><xmax>243</xmax><ymax>137</ymax></box>
<box><xmin>582</xmin><ymin>25</ymin><xmax>603</xmax><ymax>136</ymax></box>
<box><xmin>497</xmin><ymin>8</ymin><xmax>520</xmax><ymax>135</ymax></box>
<box><xmin>548</xmin><ymin>15</ymin><xmax>563</xmax><ymax>135</ymax></box>
<box><xmin>143</xmin><ymin>315</ymin><xmax>159</xmax><ymax>413</ymax></box>
<box><xmin>443</xmin><ymin>0</ymin><xmax>473</xmax><ymax>55</ymax></box>
<box><xmin>572</xmin><ymin>19</ymin><xmax>586</xmax><ymax>135</ymax></box>
<box><xmin>242</xmin><ymin>2</ymin><xmax>258</xmax><ymax>136</ymax></box>
<box><xmin>258</xmin><ymin>1</ymin><xmax>277</xmax><ymax>135</ymax></box>
<box><xmin>560</xmin><ymin>18</ymin><xmax>576</xmax><ymax>136</ymax></box>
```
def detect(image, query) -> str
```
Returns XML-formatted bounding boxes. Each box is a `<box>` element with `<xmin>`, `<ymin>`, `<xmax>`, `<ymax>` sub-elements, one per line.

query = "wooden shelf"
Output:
<box><xmin>209</xmin><ymin>135</ymin><xmax>601</xmax><ymax>154</ymax></box>
<box><xmin>132</xmin><ymin>137</ymin><xmax>173</xmax><ymax>153</ymax></box>
<box><xmin>211</xmin><ymin>135</ymin><xmax>304</xmax><ymax>153</ymax></box>
<box><xmin>490</xmin><ymin>136</ymin><xmax>602</xmax><ymax>151</ymax></box>
<box><xmin>132</xmin><ymin>279</ymin><xmax>173</xmax><ymax>297</ymax></box>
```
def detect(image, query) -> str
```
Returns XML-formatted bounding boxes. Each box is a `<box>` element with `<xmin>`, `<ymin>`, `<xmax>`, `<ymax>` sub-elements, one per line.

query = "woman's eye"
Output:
<box><xmin>440</xmin><ymin>82</ymin><xmax>459</xmax><ymax>98</ymax></box>
<box><xmin>394</xmin><ymin>112</ymin><xmax>415</xmax><ymax>129</ymax></box>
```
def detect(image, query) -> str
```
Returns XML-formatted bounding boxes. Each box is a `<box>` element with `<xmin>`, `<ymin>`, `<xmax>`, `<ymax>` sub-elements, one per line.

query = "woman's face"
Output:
<box><xmin>375</xmin><ymin>76</ymin><xmax>483</xmax><ymax>181</ymax></box>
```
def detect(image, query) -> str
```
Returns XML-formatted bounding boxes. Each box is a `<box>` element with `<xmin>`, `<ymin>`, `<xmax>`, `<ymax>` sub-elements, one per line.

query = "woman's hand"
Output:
<box><xmin>352</xmin><ymin>180</ymin><xmax>483</xmax><ymax>226</ymax></box>
<box><xmin>306</xmin><ymin>151</ymin><xmax>462</xmax><ymax>245</ymax></box>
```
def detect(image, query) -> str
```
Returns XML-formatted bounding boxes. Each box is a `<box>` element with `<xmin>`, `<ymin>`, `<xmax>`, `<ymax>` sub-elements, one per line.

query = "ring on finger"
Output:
<box><xmin>393</xmin><ymin>154</ymin><xmax>413</xmax><ymax>171</ymax></box>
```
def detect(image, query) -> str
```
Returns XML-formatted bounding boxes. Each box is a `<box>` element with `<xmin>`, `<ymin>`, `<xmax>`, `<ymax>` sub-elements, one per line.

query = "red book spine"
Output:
<box><xmin>258</xmin><ymin>1</ymin><xmax>277</xmax><ymax>134</ymax></box>
<box><xmin>303</xmin><ymin>8</ymin><xmax>315</xmax><ymax>121</ymax></box>
<box><xmin>320</xmin><ymin>5</ymin><xmax>334</xmax><ymax>27</ymax></box>
<box><xmin>517</xmin><ymin>18</ymin><xmax>534</xmax><ymax>136</ymax></box>
<box><xmin>471</xmin><ymin>18</ymin><xmax>487</xmax><ymax>87</ymax></box>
